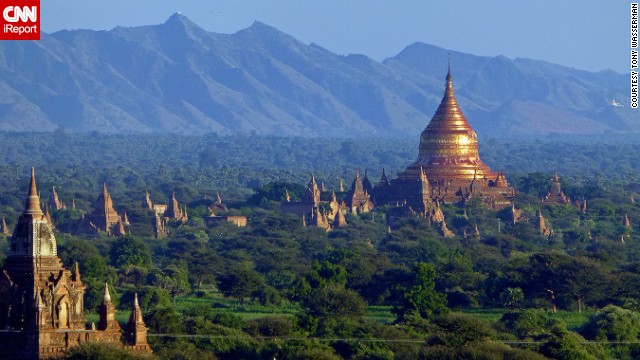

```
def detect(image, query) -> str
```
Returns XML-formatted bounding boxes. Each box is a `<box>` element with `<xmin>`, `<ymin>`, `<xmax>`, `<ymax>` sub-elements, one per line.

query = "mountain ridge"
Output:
<box><xmin>0</xmin><ymin>13</ymin><xmax>634</xmax><ymax>137</ymax></box>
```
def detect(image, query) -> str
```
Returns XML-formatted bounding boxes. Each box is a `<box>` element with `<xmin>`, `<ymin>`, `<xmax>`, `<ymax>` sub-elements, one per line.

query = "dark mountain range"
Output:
<box><xmin>0</xmin><ymin>13</ymin><xmax>635</xmax><ymax>137</ymax></box>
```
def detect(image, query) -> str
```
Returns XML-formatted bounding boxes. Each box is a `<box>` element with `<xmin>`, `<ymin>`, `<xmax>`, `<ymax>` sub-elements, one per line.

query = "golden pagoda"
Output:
<box><xmin>400</xmin><ymin>64</ymin><xmax>496</xmax><ymax>182</ymax></box>
<box><xmin>375</xmin><ymin>65</ymin><xmax>515</xmax><ymax>211</ymax></box>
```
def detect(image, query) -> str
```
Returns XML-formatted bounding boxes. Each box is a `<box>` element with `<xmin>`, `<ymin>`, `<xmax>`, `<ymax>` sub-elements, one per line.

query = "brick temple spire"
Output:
<box><xmin>25</xmin><ymin>167</ymin><xmax>43</xmax><ymax>215</ymax></box>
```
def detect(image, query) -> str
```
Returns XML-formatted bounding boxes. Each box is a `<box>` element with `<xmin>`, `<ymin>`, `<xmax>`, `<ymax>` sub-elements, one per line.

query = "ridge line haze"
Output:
<box><xmin>0</xmin><ymin>12</ymin><xmax>634</xmax><ymax>137</ymax></box>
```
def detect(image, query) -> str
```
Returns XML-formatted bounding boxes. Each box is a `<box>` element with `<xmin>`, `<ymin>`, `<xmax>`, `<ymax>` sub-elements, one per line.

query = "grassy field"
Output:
<box><xmin>84</xmin><ymin>294</ymin><xmax>594</xmax><ymax>332</ymax></box>
<box><xmin>86</xmin><ymin>312</ymin><xmax>130</xmax><ymax>326</ymax></box>
<box><xmin>175</xmin><ymin>296</ymin><xmax>595</xmax><ymax>329</ymax></box>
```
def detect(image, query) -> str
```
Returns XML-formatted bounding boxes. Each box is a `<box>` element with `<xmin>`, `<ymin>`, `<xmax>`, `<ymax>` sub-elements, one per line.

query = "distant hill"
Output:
<box><xmin>0</xmin><ymin>13</ymin><xmax>635</xmax><ymax>137</ymax></box>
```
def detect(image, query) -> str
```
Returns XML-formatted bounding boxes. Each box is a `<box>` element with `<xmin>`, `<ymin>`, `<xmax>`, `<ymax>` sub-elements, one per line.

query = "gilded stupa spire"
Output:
<box><xmin>411</xmin><ymin>63</ymin><xmax>497</xmax><ymax>181</ymax></box>
<box><xmin>446</xmin><ymin>54</ymin><xmax>453</xmax><ymax>93</ymax></box>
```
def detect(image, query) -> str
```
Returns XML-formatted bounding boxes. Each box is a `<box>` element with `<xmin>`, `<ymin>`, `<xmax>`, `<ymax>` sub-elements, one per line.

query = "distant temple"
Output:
<box><xmin>205</xmin><ymin>193</ymin><xmax>247</xmax><ymax>228</ymax></box>
<box><xmin>541</xmin><ymin>172</ymin><xmax>571</xmax><ymax>205</ymax></box>
<box><xmin>88</xmin><ymin>183</ymin><xmax>122</xmax><ymax>235</ymax></box>
<box><xmin>281</xmin><ymin>171</ymin><xmax>374</xmax><ymax>231</ymax></box>
<box><xmin>164</xmin><ymin>192</ymin><xmax>188</xmax><ymax>223</ymax></box>
<box><xmin>48</xmin><ymin>186</ymin><xmax>65</xmax><ymax>210</ymax></box>
<box><xmin>1</xmin><ymin>216</ymin><xmax>10</xmax><ymax>235</ymax></box>
<box><xmin>0</xmin><ymin>169</ymin><xmax>151</xmax><ymax>359</ymax></box>
<box><xmin>373</xmin><ymin>66</ymin><xmax>515</xmax><ymax>211</ymax></box>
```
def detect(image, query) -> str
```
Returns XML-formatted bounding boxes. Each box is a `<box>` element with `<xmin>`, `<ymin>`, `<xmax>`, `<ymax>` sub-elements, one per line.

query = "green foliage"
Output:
<box><xmin>539</xmin><ymin>325</ymin><xmax>607</xmax><ymax>360</ymax></box>
<box><xmin>420</xmin><ymin>342</ymin><xmax>548</xmax><ymax>360</ymax></box>
<box><xmin>246</xmin><ymin>181</ymin><xmax>308</xmax><ymax>206</ymax></box>
<box><xmin>217</xmin><ymin>266</ymin><xmax>264</xmax><ymax>301</ymax></box>
<box><xmin>580</xmin><ymin>305</ymin><xmax>640</xmax><ymax>341</ymax></box>
<box><xmin>207</xmin><ymin>312</ymin><xmax>247</xmax><ymax>330</ymax></box>
<box><xmin>429</xmin><ymin>312</ymin><xmax>495</xmax><ymax>347</ymax></box>
<box><xmin>393</xmin><ymin>262</ymin><xmax>449</xmax><ymax>322</ymax></box>
<box><xmin>145</xmin><ymin>306</ymin><xmax>183</xmax><ymax>334</ymax></box>
<box><xmin>109</xmin><ymin>236</ymin><xmax>152</xmax><ymax>269</ymax></box>
<box><xmin>303</xmin><ymin>285</ymin><xmax>367</xmax><ymax>321</ymax></box>
<box><xmin>4</xmin><ymin>134</ymin><xmax>640</xmax><ymax>358</ymax></box>
<box><xmin>496</xmin><ymin>309</ymin><xmax>565</xmax><ymax>339</ymax></box>
<box><xmin>120</xmin><ymin>286</ymin><xmax>171</xmax><ymax>312</ymax></box>
<box><xmin>244</xmin><ymin>316</ymin><xmax>294</xmax><ymax>337</ymax></box>
<box><xmin>277</xmin><ymin>340</ymin><xmax>341</xmax><ymax>360</ymax></box>
<box><xmin>64</xmin><ymin>343</ymin><xmax>152</xmax><ymax>360</ymax></box>
<box><xmin>147</xmin><ymin>264</ymin><xmax>191</xmax><ymax>303</ymax></box>
<box><xmin>499</xmin><ymin>287</ymin><xmax>525</xmax><ymax>309</ymax></box>
<box><xmin>306</xmin><ymin>260</ymin><xmax>348</xmax><ymax>288</ymax></box>
<box><xmin>253</xmin><ymin>285</ymin><xmax>282</xmax><ymax>306</ymax></box>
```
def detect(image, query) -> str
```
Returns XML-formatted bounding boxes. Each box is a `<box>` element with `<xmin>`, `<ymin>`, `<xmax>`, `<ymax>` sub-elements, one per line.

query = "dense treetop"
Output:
<box><xmin>1</xmin><ymin>133</ymin><xmax>640</xmax><ymax>359</ymax></box>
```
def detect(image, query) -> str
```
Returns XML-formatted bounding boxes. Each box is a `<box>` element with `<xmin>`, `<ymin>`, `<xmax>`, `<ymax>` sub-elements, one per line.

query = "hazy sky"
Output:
<box><xmin>42</xmin><ymin>1</ymin><xmax>629</xmax><ymax>73</ymax></box>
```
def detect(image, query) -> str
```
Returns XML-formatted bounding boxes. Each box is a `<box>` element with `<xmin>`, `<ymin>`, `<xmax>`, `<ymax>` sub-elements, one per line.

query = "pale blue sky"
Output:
<box><xmin>42</xmin><ymin>1</ymin><xmax>629</xmax><ymax>73</ymax></box>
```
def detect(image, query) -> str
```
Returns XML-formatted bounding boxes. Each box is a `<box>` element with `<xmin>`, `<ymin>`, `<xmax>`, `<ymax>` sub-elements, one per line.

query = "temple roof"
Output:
<box><xmin>24</xmin><ymin>167</ymin><xmax>43</xmax><ymax>215</ymax></box>
<box><xmin>424</xmin><ymin>66</ymin><xmax>474</xmax><ymax>133</ymax></box>
<box><xmin>401</xmin><ymin>66</ymin><xmax>497</xmax><ymax>181</ymax></box>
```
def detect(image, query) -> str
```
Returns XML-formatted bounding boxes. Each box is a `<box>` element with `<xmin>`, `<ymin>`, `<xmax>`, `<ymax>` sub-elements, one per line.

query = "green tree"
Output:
<box><xmin>109</xmin><ymin>236</ymin><xmax>152</xmax><ymax>269</ymax></box>
<box><xmin>393</xmin><ymin>262</ymin><xmax>448</xmax><ymax>322</ymax></box>
<box><xmin>217</xmin><ymin>266</ymin><xmax>264</xmax><ymax>302</ymax></box>
<box><xmin>306</xmin><ymin>261</ymin><xmax>347</xmax><ymax>288</ymax></box>
<box><xmin>540</xmin><ymin>324</ymin><xmax>607</xmax><ymax>360</ymax></box>
<box><xmin>304</xmin><ymin>285</ymin><xmax>366</xmax><ymax>320</ymax></box>
<box><xmin>65</xmin><ymin>343</ymin><xmax>150</xmax><ymax>360</ymax></box>
<box><xmin>581</xmin><ymin>305</ymin><xmax>640</xmax><ymax>341</ymax></box>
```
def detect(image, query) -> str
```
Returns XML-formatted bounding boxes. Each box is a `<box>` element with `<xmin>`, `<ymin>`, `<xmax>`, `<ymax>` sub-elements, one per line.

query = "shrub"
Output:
<box><xmin>581</xmin><ymin>305</ymin><xmax>640</xmax><ymax>341</ymax></box>
<box><xmin>244</xmin><ymin>316</ymin><xmax>294</xmax><ymax>337</ymax></box>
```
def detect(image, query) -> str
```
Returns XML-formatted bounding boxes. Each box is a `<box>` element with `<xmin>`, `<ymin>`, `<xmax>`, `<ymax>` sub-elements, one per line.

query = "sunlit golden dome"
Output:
<box><xmin>408</xmin><ymin>65</ymin><xmax>496</xmax><ymax>182</ymax></box>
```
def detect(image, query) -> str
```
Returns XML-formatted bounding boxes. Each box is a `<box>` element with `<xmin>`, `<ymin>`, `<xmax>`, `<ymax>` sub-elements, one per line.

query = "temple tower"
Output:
<box><xmin>375</xmin><ymin>66</ymin><xmax>515</xmax><ymax>210</ymax></box>
<box><xmin>90</xmin><ymin>183</ymin><xmax>121</xmax><ymax>234</ymax></box>
<box><xmin>306</xmin><ymin>174</ymin><xmax>321</xmax><ymax>204</ymax></box>
<box><xmin>0</xmin><ymin>169</ymin><xmax>151</xmax><ymax>358</ymax></box>
<box><xmin>125</xmin><ymin>294</ymin><xmax>151</xmax><ymax>351</ymax></box>
<box><xmin>98</xmin><ymin>283</ymin><xmax>120</xmax><ymax>332</ymax></box>
<box><xmin>48</xmin><ymin>186</ymin><xmax>64</xmax><ymax>210</ymax></box>
<box><xmin>542</xmin><ymin>172</ymin><xmax>571</xmax><ymax>205</ymax></box>
<box><xmin>0</xmin><ymin>168</ymin><xmax>87</xmax><ymax>357</ymax></box>
<box><xmin>1</xmin><ymin>216</ymin><xmax>10</xmax><ymax>235</ymax></box>
<box><xmin>411</xmin><ymin>64</ymin><xmax>496</xmax><ymax>181</ymax></box>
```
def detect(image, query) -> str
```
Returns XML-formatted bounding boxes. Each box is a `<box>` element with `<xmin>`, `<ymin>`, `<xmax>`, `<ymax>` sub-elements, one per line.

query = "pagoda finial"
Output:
<box><xmin>103</xmin><ymin>283</ymin><xmax>112</xmax><ymax>303</ymax></box>
<box><xmin>35</xmin><ymin>290</ymin><xmax>43</xmax><ymax>310</ymax></box>
<box><xmin>134</xmin><ymin>293</ymin><xmax>139</xmax><ymax>307</ymax></box>
<box><xmin>446</xmin><ymin>55</ymin><xmax>453</xmax><ymax>92</ymax></box>
<box><xmin>25</xmin><ymin>167</ymin><xmax>43</xmax><ymax>215</ymax></box>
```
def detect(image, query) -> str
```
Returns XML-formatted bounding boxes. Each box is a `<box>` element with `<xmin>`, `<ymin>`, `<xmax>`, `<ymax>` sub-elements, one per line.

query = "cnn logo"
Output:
<box><xmin>0</xmin><ymin>0</ymin><xmax>40</xmax><ymax>40</ymax></box>
<box><xmin>3</xmin><ymin>6</ymin><xmax>37</xmax><ymax>22</ymax></box>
